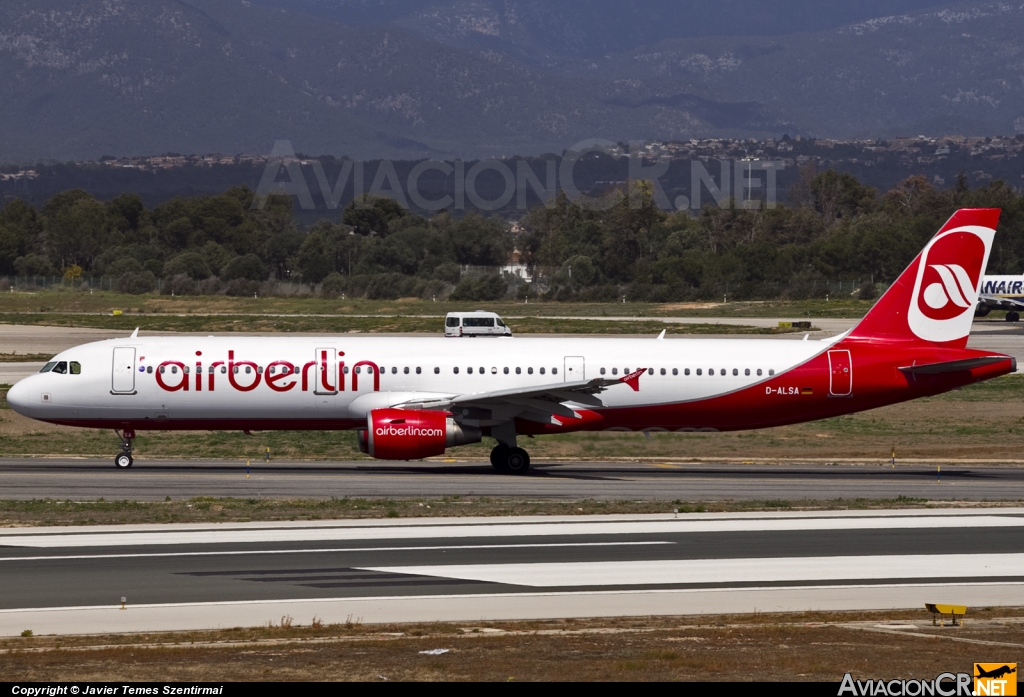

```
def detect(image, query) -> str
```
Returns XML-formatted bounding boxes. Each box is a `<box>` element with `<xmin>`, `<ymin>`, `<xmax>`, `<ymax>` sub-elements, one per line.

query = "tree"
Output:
<box><xmin>343</xmin><ymin>194</ymin><xmax>408</xmax><ymax>236</ymax></box>
<box><xmin>221</xmin><ymin>253</ymin><xmax>267</xmax><ymax>282</ymax></box>
<box><xmin>43</xmin><ymin>192</ymin><xmax>110</xmax><ymax>269</ymax></box>
<box><xmin>163</xmin><ymin>252</ymin><xmax>211</xmax><ymax>280</ymax></box>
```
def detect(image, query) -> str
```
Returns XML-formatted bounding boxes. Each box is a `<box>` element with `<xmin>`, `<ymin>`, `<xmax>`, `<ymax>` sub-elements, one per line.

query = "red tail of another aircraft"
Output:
<box><xmin>848</xmin><ymin>208</ymin><xmax>999</xmax><ymax>348</ymax></box>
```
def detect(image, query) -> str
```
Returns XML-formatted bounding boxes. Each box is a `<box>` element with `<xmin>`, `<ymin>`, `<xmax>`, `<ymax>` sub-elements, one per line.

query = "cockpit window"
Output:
<box><xmin>70</xmin><ymin>361</ymin><xmax>81</xmax><ymax>375</ymax></box>
<box><xmin>51</xmin><ymin>361</ymin><xmax>68</xmax><ymax>374</ymax></box>
<box><xmin>39</xmin><ymin>362</ymin><xmax>56</xmax><ymax>373</ymax></box>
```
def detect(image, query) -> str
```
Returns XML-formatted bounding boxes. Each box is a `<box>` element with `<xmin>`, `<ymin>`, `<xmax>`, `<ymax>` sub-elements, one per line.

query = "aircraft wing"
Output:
<box><xmin>979</xmin><ymin>293</ymin><xmax>1024</xmax><ymax>311</ymax></box>
<box><xmin>395</xmin><ymin>369</ymin><xmax>646</xmax><ymax>425</ymax></box>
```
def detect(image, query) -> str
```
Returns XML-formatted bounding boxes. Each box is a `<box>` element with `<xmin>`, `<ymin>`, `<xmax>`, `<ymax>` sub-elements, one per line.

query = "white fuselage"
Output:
<box><xmin>8</xmin><ymin>335</ymin><xmax>833</xmax><ymax>429</ymax></box>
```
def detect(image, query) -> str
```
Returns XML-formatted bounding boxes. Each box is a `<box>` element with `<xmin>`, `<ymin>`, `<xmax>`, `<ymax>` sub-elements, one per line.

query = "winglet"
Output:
<box><xmin>656</xmin><ymin>329</ymin><xmax>666</xmax><ymax>340</ymax></box>
<box><xmin>620</xmin><ymin>367</ymin><xmax>647</xmax><ymax>391</ymax></box>
<box><xmin>130</xmin><ymin>327</ymin><xmax>139</xmax><ymax>338</ymax></box>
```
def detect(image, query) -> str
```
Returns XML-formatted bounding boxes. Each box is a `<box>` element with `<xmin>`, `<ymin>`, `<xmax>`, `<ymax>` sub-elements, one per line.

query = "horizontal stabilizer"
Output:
<box><xmin>899</xmin><ymin>356</ymin><xmax>1015</xmax><ymax>375</ymax></box>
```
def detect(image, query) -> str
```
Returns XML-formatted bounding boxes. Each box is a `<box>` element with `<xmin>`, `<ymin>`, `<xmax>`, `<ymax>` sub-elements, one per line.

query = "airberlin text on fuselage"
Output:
<box><xmin>152</xmin><ymin>350</ymin><xmax>381</xmax><ymax>393</ymax></box>
<box><xmin>375</xmin><ymin>426</ymin><xmax>443</xmax><ymax>437</ymax></box>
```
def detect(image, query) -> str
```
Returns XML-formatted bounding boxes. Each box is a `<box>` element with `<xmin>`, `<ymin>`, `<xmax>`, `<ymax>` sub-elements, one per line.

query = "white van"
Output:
<box><xmin>444</xmin><ymin>311</ymin><xmax>512</xmax><ymax>337</ymax></box>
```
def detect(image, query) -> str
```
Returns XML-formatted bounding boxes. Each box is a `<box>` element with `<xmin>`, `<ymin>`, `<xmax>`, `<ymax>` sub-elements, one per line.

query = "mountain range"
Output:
<box><xmin>1</xmin><ymin>0</ymin><xmax>1022</xmax><ymax>163</ymax></box>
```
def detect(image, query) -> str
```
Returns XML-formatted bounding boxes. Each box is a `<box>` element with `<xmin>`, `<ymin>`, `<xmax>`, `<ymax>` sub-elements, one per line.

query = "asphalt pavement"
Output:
<box><xmin>1</xmin><ymin>509</ymin><xmax>1021</xmax><ymax>634</ymax></box>
<box><xmin>0</xmin><ymin>458</ymin><xmax>1021</xmax><ymax>501</ymax></box>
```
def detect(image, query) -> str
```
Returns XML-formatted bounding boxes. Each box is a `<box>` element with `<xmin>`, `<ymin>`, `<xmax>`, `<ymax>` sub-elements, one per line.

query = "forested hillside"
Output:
<box><xmin>1</xmin><ymin>172</ymin><xmax>1022</xmax><ymax>302</ymax></box>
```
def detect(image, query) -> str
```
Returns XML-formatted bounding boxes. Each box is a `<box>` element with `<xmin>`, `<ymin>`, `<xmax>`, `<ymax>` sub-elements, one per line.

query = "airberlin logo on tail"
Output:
<box><xmin>908</xmin><ymin>226</ymin><xmax>994</xmax><ymax>343</ymax></box>
<box><xmin>922</xmin><ymin>264</ymin><xmax>976</xmax><ymax>317</ymax></box>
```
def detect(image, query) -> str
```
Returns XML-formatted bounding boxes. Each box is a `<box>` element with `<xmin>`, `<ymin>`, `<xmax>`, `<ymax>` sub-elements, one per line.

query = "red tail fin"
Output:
<box><xmin>848</xmin><ymin>208</ymin><xmax>999</xmax><ymax>347</ymax></box>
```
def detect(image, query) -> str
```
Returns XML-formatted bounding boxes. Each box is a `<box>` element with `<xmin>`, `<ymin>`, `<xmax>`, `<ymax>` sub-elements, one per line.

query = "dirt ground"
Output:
<box><xmin>2</xmin><ymin>611</ymin><xmax>1021</xmax><ymax>682</ymax></box>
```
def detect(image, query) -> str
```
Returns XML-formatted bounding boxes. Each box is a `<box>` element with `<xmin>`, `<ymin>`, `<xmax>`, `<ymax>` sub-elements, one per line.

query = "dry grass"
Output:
<box><xmin>2</xmin><ymin>610</ymin><xmax>1021</xmax><ymax>681</ymax></box>
<box><xmin>0</xmin><ymin>494</ymin><xmax>994</xmax><ymax>528</ymax></box>
<box><xmin>0</xmin><ymin>290</ymin><xmax>871</xmax><ymax>319</ymax></box>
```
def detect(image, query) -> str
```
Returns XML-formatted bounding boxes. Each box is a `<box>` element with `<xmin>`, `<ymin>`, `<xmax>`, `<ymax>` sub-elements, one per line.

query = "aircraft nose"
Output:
<box><xmin>5</xmin><ymin>379</ymin><xmax>31</xmax><ymax>416</ymax></box>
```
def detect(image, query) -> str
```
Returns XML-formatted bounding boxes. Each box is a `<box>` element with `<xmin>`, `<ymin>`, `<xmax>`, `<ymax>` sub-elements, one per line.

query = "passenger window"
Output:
<box><xmin>185</xmin><ymin>366</ymin><xmax>191</xmax><ymax>374</ymax></box>
<box><xmin>52</xmin><ymin>361</ymin><xmax>68</xmax><ymax>374</ymax></box>
<box><xmin>672</xmin><ymin>368</ymin><xmax>678</xmax><ymax>376</ymax></box>
<box><xmin>733</xmin><ymin>369</ymin><xmax>738</xmax><ymax>376</ymax></box>
<box><xmin>683</xmin><ymin>368</ymin><xmax>688</xmax><ymax>375</ymax></box>
<box><xmin>528</xmin><ymin>367</ymin><xmax>534</xmax><ymax>375</ymax></box>
<box><xmin>221</xmin><ymin>366</ymin><xmax>227</xmax><ymax>374</ymax></box>
<box><xmin>479</xmin><ymin>367</ymin><xmax>484</xmax><ymax>374</ymax></box>
<box><xmin>453</xmin><ymin>367</ymin><xmax>459</xmax><ymax>374</ymax></box>
<box><xmin>70</xmin><ymin>361</ymin><xmax>81</xmax><ymax>375</ymax></box>
<box><xmin>552</xmin><ymin>368</ymin><xmax>557</xmax><ymax>375</ymax></box>
<box><xmin>232</xmin><ymin>366</ymin><xmax>238</xmax><ymax>374</ymax></box>
<box><xmin>745</xmin><ymin>368</ymin><xmax>750</xmax><ymax>376</ymax></box>
<box><xmin>540</xmin><ymin>367</ymin><xmax>546</xmax><ymax>375</ymax></box>
<box><xmin>244</xmin><ymin>366</ymin><xmax>251</xmax><ymax>374</ymax></box>
<box><xmin>696</xmin><ymin>369</ymin><xmax>702</xmax><ymax>376</ymax></box>
<box><xmin>171</xmin><ymin>366</ymin><xmax>178</xmax><ymax>374</ymax></box>
<box><xmin>392</xmin><ymin>367</ymin><xmax>398</xmax><ymax>374</ymax></box>
<box><xmin>757</xmin><ymin>369</ymin><xmax>762</xmax><ymax>376</ymax></box>
<box><xmin>612</xmin><ymin>368</ymin><xmax>618</xmax><ymax>375</ymax></box>
<box><xmin>600</xmin><ymin>368</ymin><xmax>606</xmax><ymax>375</ymax></box>
<box><xmin>433</xmin><ymin>367</ymin><xmax>438</xmax><ymax>374</ymax></box>
<box><xmin>39</xmin><ymin>362</ymin><xmax>56</xmax><ymax>373</ymax></box>
<box><xmin>294</xmin><ymin>366</ymin><xmax>300</xmax><ymax>374</ymax></box>
<box><xmin>769</xmin><ymin>369</ymin><xmax>775</xmax><ymax>376</ymax></box>
<box><xmin>503</xmin><ymin>367</ymin><xmax>509</xmax><ymax>374</ymax></box>
<box><xmin>660</xmin><ymin>368</ymin><xmax>666</xmax><ymax>375</ymax></box>
<box><xmin>355</xmin><ymin>367</ymin><xmax>361</xmax><ymax>375</ymax></box>
<box><xmin>147</xmin><ymin>366</ymin><xmax>153</xmax><ymax>374</ymax></box>
<box><xmin>516</xmin><ymin>367</ymin><xmax>522</xmax><ymax>374</ymax></box>
<box><xmin>468</xmin><ymin>367</ymin><xmax>474</xmax><ymax>374</ymax></box>
<box><xmin>159</xmin><ymin>366</ymin><xmax>165</xmax><ymax>374</ymax></box>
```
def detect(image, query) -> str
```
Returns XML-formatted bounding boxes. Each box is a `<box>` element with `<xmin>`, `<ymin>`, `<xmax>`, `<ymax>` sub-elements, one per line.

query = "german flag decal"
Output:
<box><xmin>801</xmin><ymin>387</ymin><xmax>814</xmax><ymax>395</ymax></box>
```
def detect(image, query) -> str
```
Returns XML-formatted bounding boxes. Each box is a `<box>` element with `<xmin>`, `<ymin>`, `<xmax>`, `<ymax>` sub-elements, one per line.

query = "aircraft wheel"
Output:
<box><xmin>114</xmin><ymin>453</ymin><xmax>133</xmax><ymax>469</ymax></box>
<box><xmin>505</xmin><ymin>447</ymin><xmax>531</xmax><ymax>475</ymax></box>
<box><xmin>1007</xmin><ymin>312</ymin><xmax>1020</xmax><ymax>323</ymax></box>
<box><xmin>489</xmin><ymin>445</ymin><xmax>510</xmax><ymax>472</ymax></box>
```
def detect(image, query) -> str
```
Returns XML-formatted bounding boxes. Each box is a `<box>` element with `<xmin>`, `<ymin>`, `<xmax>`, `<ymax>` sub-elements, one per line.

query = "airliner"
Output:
<box><xmin>5</xmin><ymin>209</ymin><xmax>1016</xmax><ymax>474</ymax></box>
<box><xmin>976</xmin><ymin>275</ymin><xmax>1024</xmax><ymax>322</ymax></box>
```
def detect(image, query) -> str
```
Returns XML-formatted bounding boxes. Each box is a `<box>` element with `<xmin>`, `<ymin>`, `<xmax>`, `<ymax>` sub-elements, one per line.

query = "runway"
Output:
<box><xmin>1</xmin><ymin>508</ymin><xmax>1022</xmax><ymax>635</ymax></box>
<box><xmin>1</xmin><ymin>458</ymin><xmax>1023</xmax><ymax>501</ymax></box>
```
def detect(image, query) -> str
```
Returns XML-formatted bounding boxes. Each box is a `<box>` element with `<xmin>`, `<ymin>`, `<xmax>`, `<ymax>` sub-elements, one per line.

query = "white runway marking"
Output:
<box><xmin>364</xmin><ymin>553</ymin><xmax>1024</xmax><ymax>587</ymax></box>
<box><xmin>2</xmin><ymin>514</ymin><xmax>1021</xmax><ymax>548</ymax></box>
<box><xmin>0</xmin><ymin>541</ymin><xmax>672</xmax><ymax>562</ymax></box>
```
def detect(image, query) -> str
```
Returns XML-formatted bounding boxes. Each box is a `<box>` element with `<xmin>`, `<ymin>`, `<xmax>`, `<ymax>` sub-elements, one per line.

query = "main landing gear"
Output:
<box><xmin>1006</xmin><ymin>311</ymin><xmax>1020</xmax><ymax>323</ymax></box>
<box><xmin>114</xmin><ymin>429</ymin><xmax>135</xmax><ymax>469</ymax></box>
<box><xmin>489</xmin><ymin>444</ymin><xmax>531</xmax><ymax>475</ymax></box>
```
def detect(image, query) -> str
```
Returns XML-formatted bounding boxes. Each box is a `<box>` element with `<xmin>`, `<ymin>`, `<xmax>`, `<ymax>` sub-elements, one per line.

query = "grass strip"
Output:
<box><xmin>0</xmin><ymin>495</ymin><xmax>1015</xmax><ymax>527</ymax></box>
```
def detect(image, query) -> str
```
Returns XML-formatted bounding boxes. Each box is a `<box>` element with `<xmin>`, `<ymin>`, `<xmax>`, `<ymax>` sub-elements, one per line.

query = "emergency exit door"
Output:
<box><xmin>828</xmin><ymin>349</ymin><xmax>852</xmax><ymax>396</ymax></box>
<box><xmin>111</xmin><ymin>347</ymin><xmax>136</xmax><ymax>394</ymax></box>
<box><xmin>564</xmin><ymin>356</ymin><xmax>585</xmax><ymax>382</ymax></box>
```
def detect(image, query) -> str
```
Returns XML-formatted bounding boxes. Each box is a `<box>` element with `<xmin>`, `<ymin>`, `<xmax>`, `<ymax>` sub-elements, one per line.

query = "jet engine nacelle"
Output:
<box><xmin>358</xmin><ymin>408</ymin><xmax>481</xmax><ymax>460</ymax></box>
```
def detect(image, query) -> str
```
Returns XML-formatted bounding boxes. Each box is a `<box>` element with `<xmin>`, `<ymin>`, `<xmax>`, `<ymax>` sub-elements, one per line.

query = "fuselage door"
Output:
<box><xmin>828</xmin><ymin>349</ymin><xmax>852</xmax><ymax>396</ymax></box>
<box><xmin>315</xmin><ymin>348</ymin><xmax>338</xmax><ymax>395</ymax></box>
<box><xmin>564</xmin><ymin>356</ymin><xmax>585</xmax><ymax>382</ymax></box>
<box><xmin>111</xmin><ymin>347</ymin><xmax>136</xmax><ymax>394</ymax></box>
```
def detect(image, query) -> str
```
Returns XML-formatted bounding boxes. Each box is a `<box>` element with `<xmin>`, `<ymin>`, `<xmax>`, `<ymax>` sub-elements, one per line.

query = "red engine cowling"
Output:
<box><xmin>361</xmin><ymin>408</ymin><xmax>481</xmax><ymax>460</ymax></box>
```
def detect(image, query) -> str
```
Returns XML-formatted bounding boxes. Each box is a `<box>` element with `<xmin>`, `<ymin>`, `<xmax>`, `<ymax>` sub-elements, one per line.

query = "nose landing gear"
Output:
<box><xmin>114</xmin><ymin>429</ymin><xmax>135</xmax><ymax>469</ymax></box>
